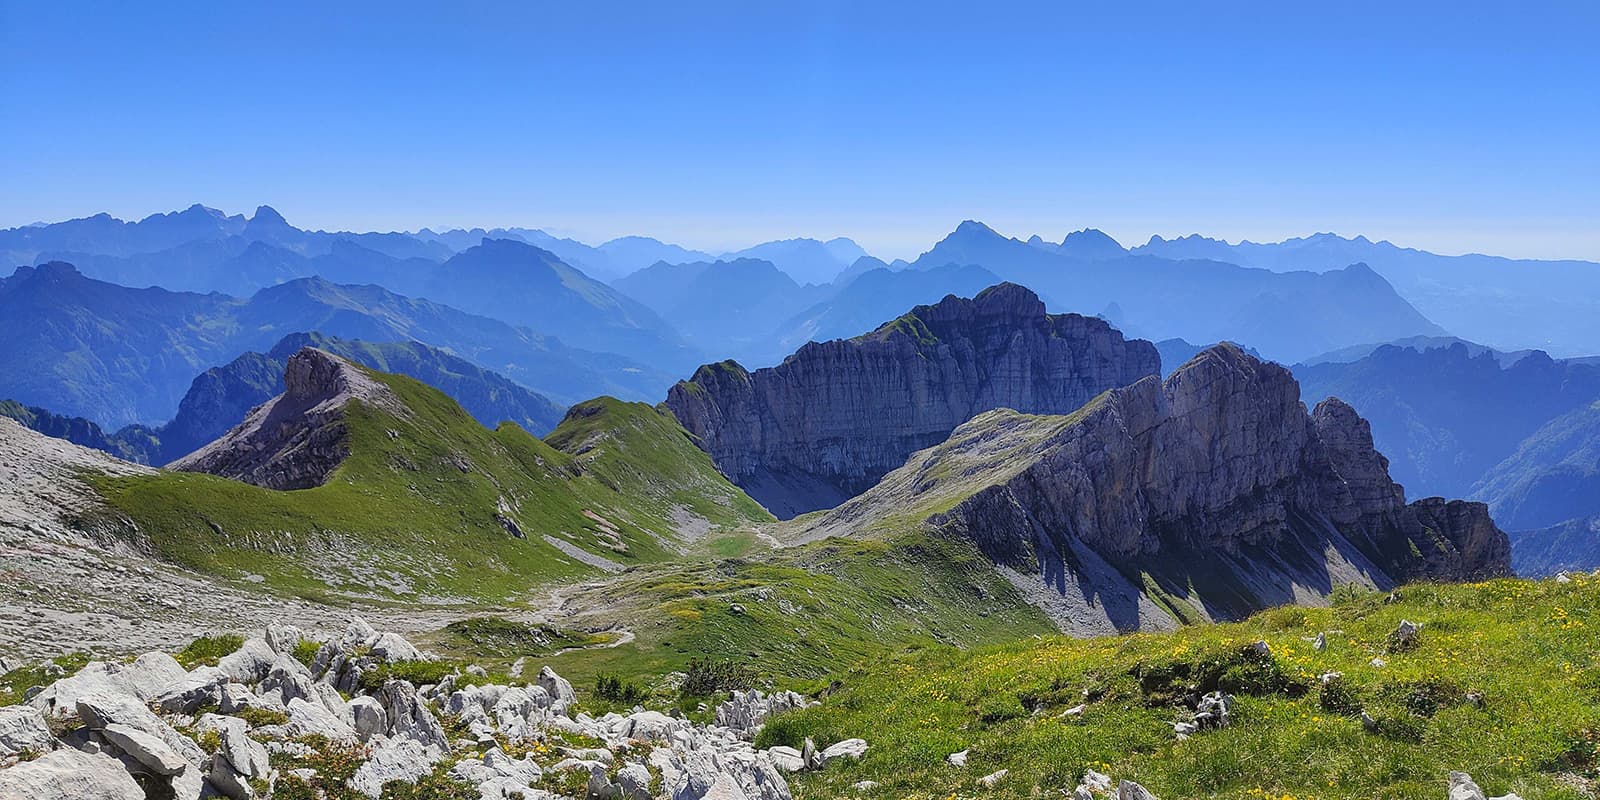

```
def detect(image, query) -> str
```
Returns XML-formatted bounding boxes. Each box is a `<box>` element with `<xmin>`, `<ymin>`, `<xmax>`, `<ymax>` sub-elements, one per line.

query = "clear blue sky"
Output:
<box><xmin>2</xmin><ymin>1</ymin><xmax>1597</xmax><ymax>261</ymax></box>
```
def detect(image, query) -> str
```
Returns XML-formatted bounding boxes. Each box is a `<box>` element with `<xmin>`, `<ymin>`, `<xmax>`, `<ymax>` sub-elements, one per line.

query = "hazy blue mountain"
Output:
<box><xmin>912</xmin><ymin>221</ymin><xmax>1445</xmax><ymax>363</ymax></box>
<box><xmin>19</xmin><ymin>205</ymin><xmax>451</xmax><ymax>293</ymax></box>
<box><xmin>1508</xmin><ymin>516</ymin><xmax>1600</xmax><ymax>578</ymax></box>
<box><xmin>1133</xmin><ymin>231</ymin><xmax>1600</xmax><ymax>358</ymax></box>
<box><xmin>1298</xmin><ymin>336</ymin><xmax>1546</xmax><ymax>367</ymax></box>
<box><xmin>0</xmin><ymin>399</ymin><xmax>155</xmax><ymax>463</ymax></box>
<box><xmin>23</xmin><ymin>210</ymin><xmax>697</xmax><ymax>369</ymax></box>
<box><xmin>422</xmin><ymin>238</ymin><xmax>699</xmax><ymax>371</ymax></box>
<box><xmin>595</xmin><ymin>236</ymin><xmax>715</xmax><ymax>278</ymax></box>
<box><xmin>611</xmin><ymin>258</ymin><xmax>829</xmax><ymax>358</ymax></box>
<box><xmin>831</xmin><ymin>256</ymin><xmax>903</xmax><ymax>288</ymax></box>
<box><xmin>761</xmin><ymin>264</ymin><xmax>1005</xmax><ymax>365</ymax></box>
<box><xmin>1154</xmin><ymin>338</ymin><xmax>1263</xmax><ymax>376</ymax></box>
<box><xmin>1293</xmin><ymin>343</ymin><xmax>1600</xmax><ymax>500</ymax></box>
<box><xmin>1032</xmin><ymin>228</ymin><xmax>1127</xmax><ymax>260</ymax></box>
<box><xmin>721</xmin><ymin>237</ymin><xmax>870</xmax><ymax>286</ymax></box>
<box><xmin>1473</xmin><ymin>400</ymin><xmax>1600</xmax><ymax>531</ymax></box>
<box><xmin>0</xmin><ymin>262</ymin><xmax>671</xmax><ymax>428</ymax></box>
<box><xmin>409</xmin><ymin>226</ymin><xmax>533</xmax><ymax>252</ymax></box>
<box><xmin>410</xmin><ymin>228</ymin><xmax>713</xmax><ymax>281</ymax></box>
<box><xmin>0</xmin><ymin>204</ymin><xmax>244</xmax><ymax>263</ymax></box>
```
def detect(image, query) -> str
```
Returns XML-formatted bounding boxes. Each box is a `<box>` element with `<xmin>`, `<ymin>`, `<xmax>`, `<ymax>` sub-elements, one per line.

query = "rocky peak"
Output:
<box><xmin>248</xmin><ymin>205</ymin><xmax>288</xmax><ymax>227</ymax></box>
<box><xmin>666</xmin><ymin>284</ymin><xmax>1161</xmax><ymax>518</ymax></box>
<box><xmin>787</xmin><ymin>344</ymin><xmax>1512</xmax><ymax>633</ymax></box>
<box><xmin>170</xmin><ymin>348</ymin><xmax>402</xmax><ymax>490</ymax></box>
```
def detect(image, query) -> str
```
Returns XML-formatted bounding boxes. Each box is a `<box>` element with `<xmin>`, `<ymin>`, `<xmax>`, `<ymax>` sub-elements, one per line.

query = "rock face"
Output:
<box><xmin>665</xmin><ymin>283</ymin><xmax>1161</xmax><ymax>517</ymax></box>
<box><xmin>170</xmin><ymin>348</ymin><xmax>403</xmax><ymax>489</ymax></box>
<box><xmin>788</xmin><ymin>344</ymin><xmax>1512</xmax><ymax>633</ymax></box>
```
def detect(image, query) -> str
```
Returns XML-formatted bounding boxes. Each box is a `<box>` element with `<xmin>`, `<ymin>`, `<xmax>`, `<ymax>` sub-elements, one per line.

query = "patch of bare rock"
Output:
<box><xmin>0</xmin><ymin>617</ymin><xmax>857</xmax><ymax>799</ymax></box>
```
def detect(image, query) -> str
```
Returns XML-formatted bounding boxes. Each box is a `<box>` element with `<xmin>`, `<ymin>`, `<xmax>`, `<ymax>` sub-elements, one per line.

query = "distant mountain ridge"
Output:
<box><xmin>1</xmin><ymin>332</ymin><xmax>567</xmax><ymax>466</ymax></box>
<box><xmin>0</xmin><ymin>262</ymin><xmax>668</xmax><ymax>428</ymax></box>
<box><xmin>910</xmin><ymin>221</ymin><xmax>1446</xmax><ymax>364</ymax></box>
<box><xmin>1132</xmin><ymin>231</ymin><xmax>1600</xmax><ymax>358</ymax></box>
<box><xmin>1293</xmin><ymin>342</ymin><xmax>1600</xmax><ymax>502</ymax></box>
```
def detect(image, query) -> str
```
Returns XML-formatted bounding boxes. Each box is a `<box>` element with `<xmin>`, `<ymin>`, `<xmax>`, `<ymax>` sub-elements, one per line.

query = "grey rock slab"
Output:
<box><xmin>0</xmin><ymin>704</ymin><xmax>54</xmax><ymax>758</ymax></box>
<box><xmin>100</xmin><ymin>721</ymin><xmax>188</xmax><ymax>774</ymax></box>
<box><xmin>0</xmin><ymin>747</ymin><xmax>146</xmax><ymax>799</ymax></box>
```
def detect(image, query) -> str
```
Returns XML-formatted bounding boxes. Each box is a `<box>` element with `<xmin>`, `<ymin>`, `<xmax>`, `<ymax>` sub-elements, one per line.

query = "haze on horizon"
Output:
<box><xmin>2</xmin><ymin>1</ymin><xmax>1597</xmax><ymax>262</ymax></box>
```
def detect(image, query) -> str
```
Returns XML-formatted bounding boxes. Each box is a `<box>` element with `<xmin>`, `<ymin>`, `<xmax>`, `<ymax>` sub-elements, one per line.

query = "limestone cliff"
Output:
<box><xmin>665</xmin><ymin>283</ymin><xmax>1161</xmax><ymax>517</ymax></box>
<box><xmin>782</xmin><ymin>344</ymin><xmax>1512</xmax><ymax>634</ymax></box>
<box><xmin>170</xmin><ymin>348</ymin><xmax>403</xmax><ymax>489</ymax></box>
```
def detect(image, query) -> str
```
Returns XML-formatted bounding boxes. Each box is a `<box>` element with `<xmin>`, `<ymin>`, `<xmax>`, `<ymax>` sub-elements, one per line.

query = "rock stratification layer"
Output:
<box><xmin>785</xmin><ymin>344</ymin><xmax>1512</xmax><ymax>634</ymax></box>
<box><xmin>170</xmin><ymin>348</ymin><xmax>402</xmax><ymax>489</ymax></box>
<box><xmin>665</xmin><ymin>283</ymin><xmax>1161</xmax><ymax>517</ymax></box>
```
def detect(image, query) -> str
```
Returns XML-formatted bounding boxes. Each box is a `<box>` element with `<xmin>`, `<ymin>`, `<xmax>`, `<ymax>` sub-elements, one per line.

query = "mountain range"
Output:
<box><xmin>908</xmin><ymin>222</ymin><xmax>1447</xmax><ymax>364</ymax></box>
<box><xmin>1133</xmin><ymin>231</ymin><xmax>1600</xmax><ymax>358</ymax></box>
<box><xmin>0</xmin><ymin>262</ymin><xmax>667</xmax><ymax>428</ymax></box>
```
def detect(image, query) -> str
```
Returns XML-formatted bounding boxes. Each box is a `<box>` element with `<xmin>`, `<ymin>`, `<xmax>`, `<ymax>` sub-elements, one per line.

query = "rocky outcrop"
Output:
<box><xmin>170</xmin><ymin>348</ymin><xmax>403</xmax><ymax>489</ymax></box>
<box><xmin>0</xmin><ymin>618</ymin><xmax>838</xmax><ymax>800</ymax></box>
<box><xmin>789</xmin><ymin>344</ymin><xmax>1512</xmax><ymax>633</ymax></box>
<box><xmin>665</xmin><ymin>283</ymin><xmax>1160</xmax><ymax>517</ymax></box>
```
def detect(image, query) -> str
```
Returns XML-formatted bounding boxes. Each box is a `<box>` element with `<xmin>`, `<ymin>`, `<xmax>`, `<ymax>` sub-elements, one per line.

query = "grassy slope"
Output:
<box><xmin>538</xmin><ymin>532</ymin><xmax>1057</xmax><ymax>688</ymax></box>
<box><xmin>86</xmin><ymin>369</ymin><xmax>769</xmax><ymax>603</ymax></box>
<box><xmin>547</xmin><ymin>397</ymin><xmax>771</xmax><ymax>527</ymax></box>
<box><xmin>762</xmin><ymin>576</ymin><xmax>1600</xmax><ymax>800</ymax></box>
<box><xmin>773</xmin><ymin>402</ymin><xmax>1103</xmax><ymax>544</ymax></box>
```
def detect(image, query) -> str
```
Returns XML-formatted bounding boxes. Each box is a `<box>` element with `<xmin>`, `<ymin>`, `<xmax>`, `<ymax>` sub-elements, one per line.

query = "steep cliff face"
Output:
<box><xmin>170</xmin><ymin>348</ymin><xmax>403</xmax><ymax>489</ymax></box>
<box><xmin>784</xmin><ymin>344</ymin><xmax>1512</xmax><ymax>634</ymax></box>
<box><xmin>665</xmin><ymin>283</ymin><xmax>1161</xmax><ymax>517</ymax></box>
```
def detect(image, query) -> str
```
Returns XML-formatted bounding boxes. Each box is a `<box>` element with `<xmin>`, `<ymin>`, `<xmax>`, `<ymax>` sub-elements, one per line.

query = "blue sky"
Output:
<box><xmin>2</xmin><ymin>1</ymin><xmax>1597</xmax><ymax>261</ymax></box>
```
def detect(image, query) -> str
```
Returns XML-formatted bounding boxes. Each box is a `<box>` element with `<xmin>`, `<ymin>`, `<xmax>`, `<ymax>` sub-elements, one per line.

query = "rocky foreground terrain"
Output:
<box><xmin>0</xmin><ymin>617</ymin><xmax>849</xmax><ymax>799</ymax></box>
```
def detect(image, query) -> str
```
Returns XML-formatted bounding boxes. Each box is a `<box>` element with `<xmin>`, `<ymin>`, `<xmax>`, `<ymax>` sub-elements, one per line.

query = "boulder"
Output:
<box><xmin>0</xmin><ymin>747</ymin><xmax>145</xmax><ymax>799</ymax></box>
<box><xmin>29</xmin><ymin>653</ymin><xmax>186</xmax><ymax>715</ymax></box>
<box><xmin>349</xmin><ymin>737</ymin><xmax>443</xmax><ymax>799</ymax></box>
<box><xmin>341</xmin><ymin>617</ymin><xmax>380</xmax><ymax>651</ymax></box>
<box><xmin>214</xmin><ymin>714</ymin><xmax>271</xmax><ymax>779</ymax></box>
<box><xmin>151</xmin><ymin>665</ymin><xmax>230</xmax><ymax>713</ymax></box>
<box><xmin>714</xmin><ymin>690</ymin><xmax>811</xmax><ymax>734</ymax></box>
<box><xmin>1193</xmin><ymin>691</ymin><xmax>1234</xmax><ymax>730</ymax></box>
<box><xmin>1446</xmin><ymin>771</ymin><xmax>1523</xmax><ymax>800</ymax></box>
<box><xmin>0</xmin><ymin>704</ymin><xmax>54</xmax><ymax>759</ymax></box>
<box><xmin>216</xmin><ymin>638</ymin><xmax>278</xmax><ymax>684</ymax></box>
<box><xmin>348</xmin><ymin>695</ymin><xmax>388</xmax><ymax>742</ymax></box>
<box><xmin>283</xmin><ymin>696</ymin><xmax>357</xmax><ymax>741</ymax></box>
<box><xmin>622</xmin><ymin>709</ymin><xmax>684</xmax><ymax>742</ymax></box>
<box><xmin>259</xmin><ymin>654</ymin><xmax>318</xmax><ymax>707</ymax></box>
<box><xmin>100</xmin><ymin>721</ymin><xmax>188</xmax><ymax>774</ymax></box>
<box><xmin>75</xmin><ymin>693</ymin><xmax>206</xmax><ymax>766</ymax></box>
<box><xmin>1119</xmin><ymin>781</ymin><xmax>1159</xmax><ymax>800</ymax></box>
<box><xmin>369</xmin><ymin>631</ymin><xmax>422</xmax><ymax>663</ymax></box>
<box><xmin>377</xmin><ymin>680</ymin><xmax>449</xmax><ymax>752</ymax></box>
<box><xmin>1449</xmin><ymin>772</ymin><xmax>1487</xmax><ymax>800</ymax></box>
<box><xmin>265</xmin><ymin>624</ymin><xmax>307</xmax><ymax>655</ymax></box>
<box><xmin>765</xmin><ymin>746</ymin><xmax>804</xmax><ymax>773</ymax></box>
<box><xmin>820</xmin><ymin>738</ymin><xmax>867</xmax><ymax>764</ymax></box>
<box><xmin>537</xmin><ymin>666</ymin><xmax>577</xmax><ymax>712</ymax></box>
<box><xmin>1391</xmin><ymin>619</ymin><xmax>1423</xmax><ymax>650</ymax></box>
<box><xmin>617</xmin><ymin>761</ymin><xmax>654</xmax><ymax>799</ymax></box>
